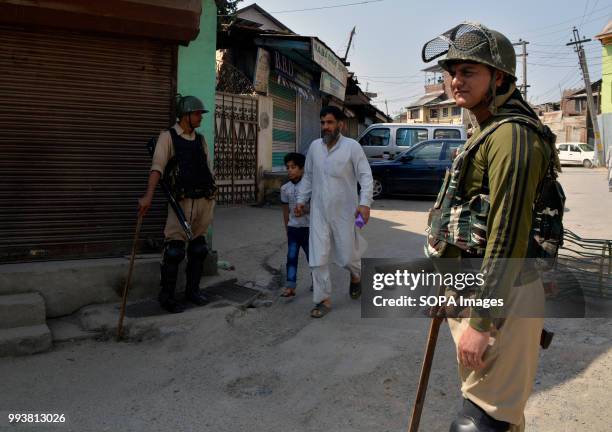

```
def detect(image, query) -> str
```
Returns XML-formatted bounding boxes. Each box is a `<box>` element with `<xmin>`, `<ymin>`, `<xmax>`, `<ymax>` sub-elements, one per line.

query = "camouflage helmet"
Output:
<box><xmin>176</xmin><ymin>95</ymin><xmax>208</xmax><ymax>119</ymax></box>
<box><xmin>422</xmin><ymin>22</ymin><xmax>516</xmax><ymax>81</ymax></box>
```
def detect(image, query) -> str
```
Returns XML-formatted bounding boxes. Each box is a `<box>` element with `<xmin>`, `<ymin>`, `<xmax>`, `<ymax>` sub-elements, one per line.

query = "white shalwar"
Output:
<box><xmin>298</xmin><ymin>134</ymin><xmax>373</xmax><ymax>304</ymax></box>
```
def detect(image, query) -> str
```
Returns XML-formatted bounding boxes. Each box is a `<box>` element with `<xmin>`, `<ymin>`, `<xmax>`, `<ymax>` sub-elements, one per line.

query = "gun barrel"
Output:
<box><xmin>145</xmin><ymin>137</ymin><xmax>194</xmax><ymax>241</ymax></box>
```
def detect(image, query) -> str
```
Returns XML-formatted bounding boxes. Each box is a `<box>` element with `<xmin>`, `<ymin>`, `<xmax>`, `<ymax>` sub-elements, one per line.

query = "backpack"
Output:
<box><xmin>528</xmin><ymin>163</ymin><xmax>566</xmax><ymax>269</ymax></box>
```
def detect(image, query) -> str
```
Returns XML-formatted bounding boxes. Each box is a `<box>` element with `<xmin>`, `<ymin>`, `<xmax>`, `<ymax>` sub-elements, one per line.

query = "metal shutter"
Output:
<box><xmin>0</xmin><ymin>26</ymin><xmax>175</xmax><ymax>262</ymax></box>
<box><xmin>269</xmin><ymin>76</ymin><xmax>297</xmax><ymax>168</ymax></box>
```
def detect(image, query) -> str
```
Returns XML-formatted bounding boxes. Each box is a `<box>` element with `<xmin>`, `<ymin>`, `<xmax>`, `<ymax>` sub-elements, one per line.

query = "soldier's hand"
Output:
<box><xmin>138</xmin><ymin>194</ymin><xmax>153</xmax><ymax>217</ymax></box>
<box><xmin>458</xmin><ymin>326</ymin><xmax>490</xmax><ymax>370</ymax></box>
<box><xmin>294</xmin><ymin>203</ymin><xmax>305</xmax><ymax>217</ymax></box>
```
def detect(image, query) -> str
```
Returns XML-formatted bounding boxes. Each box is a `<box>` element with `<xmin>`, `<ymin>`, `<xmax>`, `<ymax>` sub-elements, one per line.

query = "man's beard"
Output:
<box><xmin>322</xmin><ymin>128</ymin><xmax>340</xmax><ymax>144</ymax></box>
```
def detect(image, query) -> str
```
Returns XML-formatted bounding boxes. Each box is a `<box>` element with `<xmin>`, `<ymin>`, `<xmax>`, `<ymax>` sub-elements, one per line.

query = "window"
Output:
<box><xmin>397</xmin><ymin>128</ymin><xmax>428</xmax><ymax>147</ymax></box>
<box><xmin>578</xmin><ymin>144</ymin><xmax>593</xmax><ymax>152</ymax></box>
<box><xmin>451</xmin><ymin>106</ymin><xmax>461</xmax><ymax>116</ymax></box>
<box><xmin>359</xmin><ymin>128</ymin><xmax>390</xmax><ymax>146</ymax></box>
<box><xmin>434</xmin><ymin>128</ymin><xmax>461</xmax><ymax>139</ymax></box>
<box><xmin>442</xmin><ymin>108</ymin><xmax>449</xmax><ymax>117</ymax></box>
<box><xmin>410</xmin><ymin>108</ymin><xmax>420</xmax><ymax>119</ymax></box>
<box><xmin>558</xmin><ymin>144</ymin><xmax>568</xmax><ymax>151</ymax></box>
<box><xmin>430</xmin><ymin>108</ymin><xmax>439</xmax><ymax>118</ymax></box>
<box><xmin>443</xmin><ymin>141</ymin><xmax>464</xmax><ymax>160</ymax></box>
<box><xmin>574</xmin><ymin>99</ymin><xmax>584</xmax><ymax>113</ymax></box>
<box><xmin>410</xmin><ymin>141</ymin><xmax>444</xmax><ymax>161</ymax></box>
<box><xmin>570</xmin><ymin>145</ymin><xmax>581</xmax><ymax>152</ymax></box>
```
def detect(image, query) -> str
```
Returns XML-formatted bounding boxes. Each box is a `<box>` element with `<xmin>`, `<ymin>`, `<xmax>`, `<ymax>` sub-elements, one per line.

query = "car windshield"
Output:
<box><xmin>578</xmin><ymin>144</ymin><xmax>593</xmax><ymax>152</ymax></box>
<box><xmin>396</xmin><ymin>142</ymin><xmax>433</xmax><ymax>159</ymax></box>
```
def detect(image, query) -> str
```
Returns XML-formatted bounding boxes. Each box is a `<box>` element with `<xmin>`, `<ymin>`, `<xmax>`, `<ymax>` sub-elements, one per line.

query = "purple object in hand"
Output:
<box><xmin>355</xmin><ymin>213</ymin><xmax>365</xmax><ymax>229</ymax></box>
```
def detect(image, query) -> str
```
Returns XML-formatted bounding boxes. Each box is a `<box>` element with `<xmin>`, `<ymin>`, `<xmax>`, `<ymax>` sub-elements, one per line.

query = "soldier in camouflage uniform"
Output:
<box><xmin>422</xmin><ymin>23</ymin><xmax>560</xmax><ymax>432</ymax></box>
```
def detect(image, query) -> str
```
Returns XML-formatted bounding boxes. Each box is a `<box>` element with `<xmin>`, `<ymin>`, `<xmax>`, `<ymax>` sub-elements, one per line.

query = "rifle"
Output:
<box><xmin>146</xmin><ymin>137</ymin><xmax>193</xmax><ymax>241</ymax></box>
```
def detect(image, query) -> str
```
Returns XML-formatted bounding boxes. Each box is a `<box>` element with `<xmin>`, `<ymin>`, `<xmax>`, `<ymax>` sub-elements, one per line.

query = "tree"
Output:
<box><xmin>216</xmin><ymin>0</ymin><xmax>243</xmax><ymax>31</ymax></box>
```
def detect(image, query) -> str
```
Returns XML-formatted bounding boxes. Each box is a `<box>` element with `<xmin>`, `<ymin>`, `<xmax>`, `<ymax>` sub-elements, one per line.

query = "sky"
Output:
<box><xmin>239</xmin><ymin>0</ymin><xmax>611</xmax><ymax>117</ymax></box>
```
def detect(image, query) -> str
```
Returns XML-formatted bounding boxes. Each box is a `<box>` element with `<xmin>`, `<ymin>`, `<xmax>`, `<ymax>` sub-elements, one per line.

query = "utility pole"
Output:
<box><xmin>567</xmin><ymin>27</ymin><xmax>603</xmax><ymax>167</ymax></box>
<box><xmin>512</xmin><ymin>39</ymin><xmax>530</xmax><ymax>100</ymax></box>
<box><xmin>385</xmin><ymin>99</ymin><xmax>389</xmax><ymax>118</ymax></box>
<box><xmin>343</xmin><ymin>26</ymin><xmax>357</xmax><ymax>64</ymax></box>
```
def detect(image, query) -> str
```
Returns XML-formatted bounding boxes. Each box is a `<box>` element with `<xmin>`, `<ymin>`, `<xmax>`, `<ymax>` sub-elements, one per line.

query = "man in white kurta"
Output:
<box><xmin>296</xmin><ymin>106</ymin><xmax>373</xmax><ymax>317</ymax></box>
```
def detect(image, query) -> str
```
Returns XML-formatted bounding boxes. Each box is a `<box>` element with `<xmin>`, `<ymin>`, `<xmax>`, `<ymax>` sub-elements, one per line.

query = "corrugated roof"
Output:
<box><xmin>595</xmin><ymin>19</ymin><xmax>612</xmax><ymax>39</ymax></box>
<box><xmin>406</xmin><ymin>90</ymin><xmax>444</xmax><ymax>108</ymax></box>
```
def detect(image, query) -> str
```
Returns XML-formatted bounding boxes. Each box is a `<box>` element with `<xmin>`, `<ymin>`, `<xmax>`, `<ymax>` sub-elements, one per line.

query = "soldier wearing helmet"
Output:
<box><xmin>138</xmin><ymin>95</ymin><xmax>216</xmax><ymax>314</ymax></box>
<box><xmin>422</xmin><ymin>23</ymin><xmax>560</xmax><ymax>431</ymax></box>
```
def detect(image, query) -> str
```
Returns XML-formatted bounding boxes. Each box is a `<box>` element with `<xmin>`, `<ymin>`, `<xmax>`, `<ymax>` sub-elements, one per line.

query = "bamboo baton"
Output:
<box><xmin>408</xmin><ymin>314</ymin><xmax>443</xmax><ymax>432</ymax></box>
<box><xmin>116</xmin><ymin>215</ymin><xmax>143</xmax><ymax>340</ymax></box>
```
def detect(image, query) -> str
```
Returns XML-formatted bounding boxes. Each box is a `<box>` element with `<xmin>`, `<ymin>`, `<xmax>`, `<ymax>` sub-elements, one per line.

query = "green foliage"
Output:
<box><xmin>215</xmin><ymin>0</ymin><xmax>243</xmax><ymax>19</ymax></box>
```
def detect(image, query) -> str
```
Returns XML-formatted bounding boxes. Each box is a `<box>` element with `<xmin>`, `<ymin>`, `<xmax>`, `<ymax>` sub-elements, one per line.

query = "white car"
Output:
<box><xmin>556</xmin><ymin>142</ymin><xmax>595</xmax><ymax>168</ymax></box>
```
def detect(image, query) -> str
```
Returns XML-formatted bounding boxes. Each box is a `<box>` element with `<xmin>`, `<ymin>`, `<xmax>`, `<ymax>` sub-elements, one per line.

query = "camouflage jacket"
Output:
<box><xmin>425</xmin><ymin>114</ymin><xmax>554</xmax><ymax>331</ymax></box>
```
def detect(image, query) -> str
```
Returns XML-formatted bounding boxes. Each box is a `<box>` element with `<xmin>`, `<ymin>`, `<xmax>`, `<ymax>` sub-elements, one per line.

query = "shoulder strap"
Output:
<box><xmin>457</xmin><ymin>114</ymin><xmax>547</xmax><ymax>184</ymax></box>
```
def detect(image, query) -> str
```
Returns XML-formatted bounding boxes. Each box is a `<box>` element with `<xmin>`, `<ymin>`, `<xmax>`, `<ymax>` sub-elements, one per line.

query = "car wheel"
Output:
<box><xmin>583</xmin><ymin>159</ymin><xmax>593</xmax><ymax>168</ymax></box>
<box><xmin>373</xmin><ymin>177</ymin><xmax>384</xmax><ymax>199</ymax></box>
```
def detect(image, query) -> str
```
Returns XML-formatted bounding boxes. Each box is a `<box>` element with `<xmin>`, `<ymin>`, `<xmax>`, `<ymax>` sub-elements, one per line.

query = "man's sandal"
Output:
<box><xmin>349</xmin><ymin>279</ymin><xmax>362</xmax><ymax>300</ymax></box>
<box><xmin>310</xmin><ymin>302</ymin><xmax>331</xmax><ymax>318</ymax></box>
<box><xmin>280</xmin><ymin>289</ymin><xmax>296</xmax><ymax>298</ymax></box>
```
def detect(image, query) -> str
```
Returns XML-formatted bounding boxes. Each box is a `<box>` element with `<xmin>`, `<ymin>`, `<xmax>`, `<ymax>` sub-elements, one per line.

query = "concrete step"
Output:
<box><xmin>0</xmin><ymin>293</ymin><xmax>46</xmax><ymax>329</ymax></box>
<box><xmin>0</xmin><ymin>324</ymin><xmax>52</xmax><ymax>357</ymax></box>
<box><xmin>48</xmin><ymin>317</ymin><xmax>100</xmax><ymax>343</ymax></box>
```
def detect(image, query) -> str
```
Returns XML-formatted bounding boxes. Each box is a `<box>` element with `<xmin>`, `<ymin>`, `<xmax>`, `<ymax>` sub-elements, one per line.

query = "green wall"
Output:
<box><xmin>177</xmin><ymin>0</ymin><xmax>217</xmax><ymax>159</ymax></box>
<box><xmin>177</xmin><ymin>0</ymin><xmax>217</xmax><ymax>242</ymax></box>
<box><xmin>602</xmin><ymin>44</ymin><xmax>612</xmax><ymax>114</ymax></box>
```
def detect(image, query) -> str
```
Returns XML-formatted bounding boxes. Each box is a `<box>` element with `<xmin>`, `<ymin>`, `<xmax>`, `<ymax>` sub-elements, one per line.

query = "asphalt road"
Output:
<box><xmin>0</xmin><ymin>168</ymin><xmax>610</xmax><ymax>432</ymax></box>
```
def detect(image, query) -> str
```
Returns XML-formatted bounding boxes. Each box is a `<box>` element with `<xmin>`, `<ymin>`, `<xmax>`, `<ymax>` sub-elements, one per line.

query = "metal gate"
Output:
<box><xmin>214</xmin><ymin>92</ymin><xmax>258</xmax><ymax>205</ymax></box>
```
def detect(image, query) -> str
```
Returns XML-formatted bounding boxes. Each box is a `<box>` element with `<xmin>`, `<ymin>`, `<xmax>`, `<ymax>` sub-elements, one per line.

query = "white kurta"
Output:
<box><xmin>298</xmin><ymin>135</ymin><xmax>373</xmax><ymax>302</ymax></box>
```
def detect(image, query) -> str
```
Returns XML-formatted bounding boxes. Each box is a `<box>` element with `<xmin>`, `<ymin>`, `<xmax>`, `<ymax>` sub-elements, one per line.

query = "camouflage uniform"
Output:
<box><xmin>422</xmin><ymin>23</ymin><xmax>558</xmax><ymax>431</ymax></box>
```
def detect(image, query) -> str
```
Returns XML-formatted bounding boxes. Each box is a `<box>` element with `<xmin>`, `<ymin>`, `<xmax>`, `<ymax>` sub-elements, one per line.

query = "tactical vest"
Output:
<box><xmin>164</xmin><ymin>128</ymin><xmax>216</xmax><ymax>200</ymax></box>
<box><xmin>425</xmin><ymin>115</ymin><xmax>559</xmax><ymax>259</ymax></box>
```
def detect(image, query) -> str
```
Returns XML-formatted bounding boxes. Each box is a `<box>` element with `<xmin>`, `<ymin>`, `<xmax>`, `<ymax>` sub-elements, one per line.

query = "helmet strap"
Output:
<box><xmin>487</xmin><ymin>74</ymin><xmax>498</xmax><ymax>115</ymax></box>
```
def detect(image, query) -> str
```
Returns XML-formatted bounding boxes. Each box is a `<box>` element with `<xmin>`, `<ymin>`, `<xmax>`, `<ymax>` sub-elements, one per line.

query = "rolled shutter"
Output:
<box><xmin>0</xmin><ymin>26</ymin><xmax>176</xmax><ymax>262</ymax></box>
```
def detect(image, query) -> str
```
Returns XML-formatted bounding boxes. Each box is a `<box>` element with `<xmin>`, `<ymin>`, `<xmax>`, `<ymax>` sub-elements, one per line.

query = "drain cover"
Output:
<box><xmin>203</xmin><ymin>280</ymin><xmax>260</xmax><ymax>304</ymax></box>
<box><xmin>123</xmin><ymin>279</ymin><xmax>260</xmax><ymax>318</ymax></box>
<box><xmin>125</xmin><ymin>299</ymin><xmax>165</xmax><ymax>318</ymax></box>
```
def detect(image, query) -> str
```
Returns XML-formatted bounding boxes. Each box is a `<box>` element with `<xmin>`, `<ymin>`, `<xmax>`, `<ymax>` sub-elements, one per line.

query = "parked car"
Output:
<box><xmin>369</xmin><ymin>139</ymin><xmax>465</xmax><ymax>198</ymax></box>
<box><xmin>556</xmin><ymin>142</ymin><xmax>594</xmax><ymax>168</ymax></box>
<box><xmin>358</xmin><ymin>123</ymin><xmax>466</xmax><ymax>160</ymax></box>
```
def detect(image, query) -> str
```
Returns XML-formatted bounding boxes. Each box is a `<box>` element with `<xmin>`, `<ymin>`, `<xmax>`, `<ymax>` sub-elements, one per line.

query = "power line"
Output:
<box><xmin>521</xmin><ymin>12</ymin><xmax>612</xmax><ymax>39</ymax></box>
<box><xmin>579</xmin><ymin>0</ymin><xmax>591</xmax><ymax>28</ymax></box>
<box><xmin>508</xmin><ymin>5</ymin><xmax>611</xmax><ymax>37</ymax></box>
<box><xmin>531</xmin><ymin>66</ymin><xmax>581</xmax><ymax>100</ymax></box>
<box><xmin>269</xmin><ymin>0</ymin><xmax>385</xmax><ymax>14</ymax></box>
<box><xmin>529</xmin><ymin>61</ymin><xmax>602</xmax><ymax>68</ymax></box>
<box><xmin>218</xmin><ymin>0</ymin><xmax>384</xmax><ymax>15</ymax></box>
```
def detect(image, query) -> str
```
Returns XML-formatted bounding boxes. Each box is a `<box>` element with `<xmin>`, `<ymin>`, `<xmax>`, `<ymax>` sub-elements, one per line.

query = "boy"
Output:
<box><xmin>280</xmin><ymin>152</ymin><xmax>309</xmax><ymax>298</ymax></box>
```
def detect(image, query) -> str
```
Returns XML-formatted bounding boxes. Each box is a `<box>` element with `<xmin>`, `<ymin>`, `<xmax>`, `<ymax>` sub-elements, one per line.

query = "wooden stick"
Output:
<box><xmin>116</xmin><ymin>215</ymin><xmax>143</xmax><ymax>341</ymax></box>
<box><xmin>408</xmin><ymin>315</ymin><xmax>443</xmax><ymax>432</ymax></box>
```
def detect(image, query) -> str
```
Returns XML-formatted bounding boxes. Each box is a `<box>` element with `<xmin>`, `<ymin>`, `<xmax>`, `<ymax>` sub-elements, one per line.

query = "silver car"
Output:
<box><xmin>358</xmin><ymin>123</ymin><xmax>466</xmax><ymax>160</ymax></box>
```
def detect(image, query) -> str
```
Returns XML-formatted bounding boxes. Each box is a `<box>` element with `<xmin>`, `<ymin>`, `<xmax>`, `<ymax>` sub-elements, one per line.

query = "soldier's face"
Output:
<box><xmin>184</xmin><ymin>111</ymin><xmax>203</xmax><ymax>128</ymax></box>
<box><xmin>449</xmin><ymin>63</ymin><xmax>501</xmax><ymax>109</ymax></box>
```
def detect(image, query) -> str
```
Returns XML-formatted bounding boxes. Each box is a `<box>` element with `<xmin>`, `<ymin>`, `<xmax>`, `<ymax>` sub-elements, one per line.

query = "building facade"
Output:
<box><xmin>404</xmin><ymin>66</ymin><xmax>466</xmax><ymax>127</ymax></box>
<box><xmin>0</xmin><ymin>0</ymin><xmax>216</xmax><ymax>263</ymax></box>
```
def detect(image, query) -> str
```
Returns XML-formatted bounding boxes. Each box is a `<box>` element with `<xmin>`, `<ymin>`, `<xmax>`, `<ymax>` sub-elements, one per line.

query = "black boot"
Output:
<box><xmin>185</xmin><ymin>236</ymin><xmax>211</xmax><ymax>306</ymax></box>
<box><xmin>159</xmin><ymin>240</ymin><xmax>186</xmax><ymax>314</ymax></box>
<box><xmin>449</xmin><ymin>399</ymin><xmax>510</xmax><ymax>432</ymax></box>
